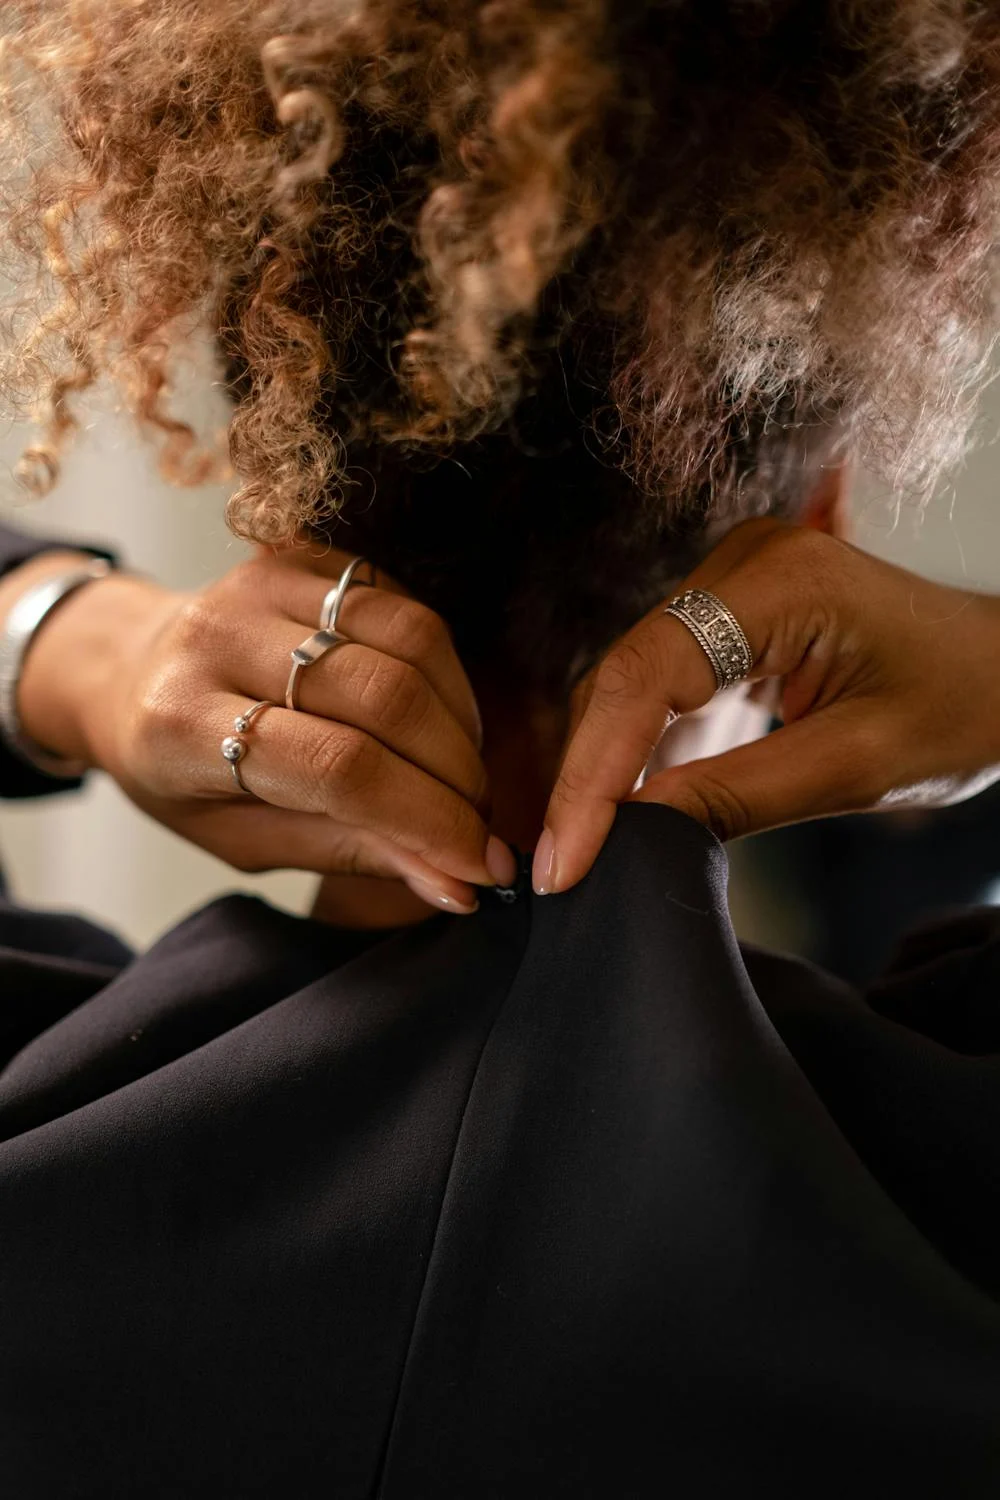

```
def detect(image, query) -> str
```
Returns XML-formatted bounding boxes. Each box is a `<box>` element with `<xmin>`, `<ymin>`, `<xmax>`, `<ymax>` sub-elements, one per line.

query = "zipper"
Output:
<box><xmin>492</xmin><ymin>849</ymin><xmax>534</xmax><ymax>904</ymax></box>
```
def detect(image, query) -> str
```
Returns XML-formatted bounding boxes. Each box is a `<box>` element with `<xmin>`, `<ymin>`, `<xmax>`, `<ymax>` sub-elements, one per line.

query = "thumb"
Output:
<box><xmin>632</xmin><ymin>709</ymin><xmax>883</xmax><ymax>841</ymax></box>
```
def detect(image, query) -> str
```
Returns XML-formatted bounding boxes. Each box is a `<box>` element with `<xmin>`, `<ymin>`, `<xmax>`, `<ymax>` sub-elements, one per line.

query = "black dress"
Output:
<box><xmin>1</xmin><ymin>525</ymin><xmax>999</xmax><ymax>1498</ymax></box>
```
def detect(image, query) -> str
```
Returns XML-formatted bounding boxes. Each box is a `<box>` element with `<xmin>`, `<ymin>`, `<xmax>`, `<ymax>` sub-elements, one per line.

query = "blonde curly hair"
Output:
<box><xmin>1</xmin><ymin>1</ymin><xmax>999</xmax><ymax>678</ymax></box>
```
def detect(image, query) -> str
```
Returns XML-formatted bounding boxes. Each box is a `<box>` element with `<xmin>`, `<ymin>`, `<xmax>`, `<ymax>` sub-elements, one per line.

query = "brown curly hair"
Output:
<box><xmin>2</xmin><ymin>0</ymin><xmax>999</xmax><ymax>687</ymax></box>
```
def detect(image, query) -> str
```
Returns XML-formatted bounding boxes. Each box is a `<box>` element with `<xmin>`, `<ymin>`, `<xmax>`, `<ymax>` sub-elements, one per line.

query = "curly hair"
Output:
<box><xmin>2</xmin><ymin>1</ymin><xmax>999</xmax><ymax>685</ymax></box>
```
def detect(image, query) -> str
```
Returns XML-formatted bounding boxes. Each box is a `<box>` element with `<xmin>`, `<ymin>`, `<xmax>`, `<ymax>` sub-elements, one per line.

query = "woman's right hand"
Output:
<box><xmin>10</xmin><ymin>545</ymin><xmax>515</xmax><ymax>915</ymax></box>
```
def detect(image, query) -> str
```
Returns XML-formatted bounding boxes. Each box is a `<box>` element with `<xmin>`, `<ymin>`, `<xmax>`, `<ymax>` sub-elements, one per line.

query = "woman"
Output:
<box><xmin>1</xmin><ymin>2</ymin><xmax>1000</xmax><ymax>1495</ymax></box>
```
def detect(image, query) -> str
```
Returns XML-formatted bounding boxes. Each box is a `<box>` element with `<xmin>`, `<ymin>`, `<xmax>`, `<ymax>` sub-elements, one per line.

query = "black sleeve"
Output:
<box><xmin>0</xmin><ymin>519</ymin><xmax>118</xmax><ymax>800</ymax></box>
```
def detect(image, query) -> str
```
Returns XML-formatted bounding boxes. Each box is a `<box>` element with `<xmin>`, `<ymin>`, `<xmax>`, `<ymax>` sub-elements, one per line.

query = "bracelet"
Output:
<box><xmin>0</xmin><ymin>557</ymin><xmax>113</xmax><ymax>778</ymax></box>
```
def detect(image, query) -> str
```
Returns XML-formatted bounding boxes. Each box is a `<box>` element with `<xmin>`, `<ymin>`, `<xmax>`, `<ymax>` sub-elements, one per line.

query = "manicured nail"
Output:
<box><xmin>406</xmin><ymin>877</ymin><xmax>479</xmax><ymax>916</ymax></box>
<box><xmin>532</xmin><ymin>828</ymin><xmax>558</xmax><ymax>895</ymax></box>
<box><xmin>485</xmin><ymin>835</ymin><xmax>518</xmax><ymax>887</ymax></box>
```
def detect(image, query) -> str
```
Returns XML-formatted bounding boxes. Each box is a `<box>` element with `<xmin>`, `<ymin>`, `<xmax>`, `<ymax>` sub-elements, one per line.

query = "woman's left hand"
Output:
<box><xmin>536</xmin><ymin>518</ymin><xmax>1000</xmax><ymax>894</ymax></box>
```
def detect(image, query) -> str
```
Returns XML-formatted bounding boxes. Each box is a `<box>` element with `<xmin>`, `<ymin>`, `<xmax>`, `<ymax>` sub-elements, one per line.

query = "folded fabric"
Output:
<box><xmin>1</xmin><ymin>804</ymin><xmax>998</xmax><ymax>1498</ymax></box>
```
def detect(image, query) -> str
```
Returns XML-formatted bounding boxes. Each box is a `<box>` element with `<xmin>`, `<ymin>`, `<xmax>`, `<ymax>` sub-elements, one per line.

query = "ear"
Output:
<box><xmin>801</xmin><ymin>461</ymin><xmax>852</xmax><ymax>538</ymax></box>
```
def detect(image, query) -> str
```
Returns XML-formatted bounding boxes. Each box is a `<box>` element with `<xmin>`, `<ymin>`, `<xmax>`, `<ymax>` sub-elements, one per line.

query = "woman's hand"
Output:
<box><xmin>8</xmin><ymin>546</ymin><xmax>516</xmax><ymax>915</ymax></box>
<box><xmin>536</xmin><ymin>519</ymin><xmax>1000</xmax><ymax>894</ymax></box>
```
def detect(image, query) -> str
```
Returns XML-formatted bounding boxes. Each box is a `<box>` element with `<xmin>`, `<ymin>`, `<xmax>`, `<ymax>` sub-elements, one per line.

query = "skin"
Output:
<box><xmin>537</xmin><ymin>518</ymin><xmax>1000</xmax><ymax>893</ymax></box>
<box><xmin>4</xmin><ymin>483</ymin><xmax>1000</xmax><ymax>928</ymax></box>
<box><xmin>1</xmin><ymin>545</ymin><xmax>524</xmax><ymax>926</ymax></box>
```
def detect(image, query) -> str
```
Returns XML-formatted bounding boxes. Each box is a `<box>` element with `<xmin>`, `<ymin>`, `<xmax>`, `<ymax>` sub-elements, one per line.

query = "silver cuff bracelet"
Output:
<box><xmin>0</xmin><ymin>557</ymin><xmax>113</xmax><ymax>778</ymax></box>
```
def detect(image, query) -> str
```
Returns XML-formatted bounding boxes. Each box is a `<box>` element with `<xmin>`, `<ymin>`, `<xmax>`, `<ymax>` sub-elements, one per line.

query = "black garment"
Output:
<box><xmin>738</xmin><ymin>788</ymin><xmax>1000</xmax><ymax>984</ymax></box>
<box><xmin>0</xmin><ymin>521</ymin><xmax>116</xmax><ymax>798</ymax></box>
<box><xmin>1</xmin><ymin>524</ymin><xmax>999</xmax><ymax>1496</ymax></box>
<box><xmin>1</xmin><ymin>806</ymin><xmax>1000</xmax><ymax>1498</ymax></box>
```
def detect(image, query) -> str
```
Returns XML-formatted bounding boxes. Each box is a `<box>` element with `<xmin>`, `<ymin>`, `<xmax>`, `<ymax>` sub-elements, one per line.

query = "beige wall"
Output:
<box><xmin>854</xmin><ymin>412</ymin><xmax>1000</xmax><ymax>589</ymax></box>
<box><xmin>1</xmin><ymin>381</ymin><xmax>998</xmax><ymax>950</ymax></box>
<box><xmin>0</xmin><ymin>390</ymin><xmax>314</xmax><ymax>949</ymax></box>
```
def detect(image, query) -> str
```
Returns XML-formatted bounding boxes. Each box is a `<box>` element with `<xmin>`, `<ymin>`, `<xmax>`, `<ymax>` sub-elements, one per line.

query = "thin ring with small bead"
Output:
<box><xmin>220</xmin><ymin>700</ymin><xmax>275</xmax><ymax>795</ymax></box>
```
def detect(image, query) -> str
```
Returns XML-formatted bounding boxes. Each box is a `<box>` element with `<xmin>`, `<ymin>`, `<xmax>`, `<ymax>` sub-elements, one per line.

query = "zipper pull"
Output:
<box><xmin>493</xmin><ymin>850</ymin><xmax>533</xmax><ymax>904</ymax></box>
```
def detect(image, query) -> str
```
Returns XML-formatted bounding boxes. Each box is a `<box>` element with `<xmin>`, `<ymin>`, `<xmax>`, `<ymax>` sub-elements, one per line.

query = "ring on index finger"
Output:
<box><xmin>663</xmin><ymin>588</ymin><xmax>754</xmax><ymax>692</ymax></box>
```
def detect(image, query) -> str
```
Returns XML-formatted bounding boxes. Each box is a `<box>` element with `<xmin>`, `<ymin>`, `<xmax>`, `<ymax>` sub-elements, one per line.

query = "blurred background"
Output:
<box><xmin>2</xmin><ymin>370</ymin><xmax>1000</xmax><ymax>973</ymax></box>
<box><xmin>0</xmin><ymin>368</ymin><xmax>317</xmax><ymax>950</ymax></box>
<box><xmin>731</xmin><ymin>404</ymin><xmax>1000</xmax><ymax>981</ymax></box>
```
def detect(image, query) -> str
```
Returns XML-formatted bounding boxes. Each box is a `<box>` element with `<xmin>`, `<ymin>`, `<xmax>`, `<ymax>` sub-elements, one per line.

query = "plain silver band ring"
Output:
<box><xmin>285</xmin><ymin>629</ymin><xmax>349</xmax><ymax>711</ymax></box>
<box><xmin>319</xmin><ymin>555</ymin><xmax>376</xmax><ymax>634</ymax></box>
<box><xmin>663</xmin><ymin>588</ymin><xmax>754</xmax><ymax>692</ymax></box>
<box><xmin>220</xmin><ymin>699</ymin><xmax>275</xmax><ymax>796</ymax></box>
<box><xmin>286</xmin><ymin>555</ymin><xmax>374</xmax><ymax>712</ymax></box>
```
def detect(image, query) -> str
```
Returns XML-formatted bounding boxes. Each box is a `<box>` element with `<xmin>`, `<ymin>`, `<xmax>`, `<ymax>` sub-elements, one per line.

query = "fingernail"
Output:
<box><xmin>406</xmin><ymin>876</ymin><xmax>479</xmax><ymax>916</ymax></box>
<box><xmin>532</xmin><ymin>828</ymin><xmax>558</xmax><ymax>895</ymax></box>
<box><xmin>485</xmin><ymin>835</ymin><xmax>518</xmax><ymax>887</ymax></box>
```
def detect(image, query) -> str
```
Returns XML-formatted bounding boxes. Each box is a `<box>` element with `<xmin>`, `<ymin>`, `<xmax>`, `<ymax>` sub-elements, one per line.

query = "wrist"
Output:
<box><xmin>7</xmin><ymin>557</ymin><xmax>178</xmax><ymax>769</ymax></box>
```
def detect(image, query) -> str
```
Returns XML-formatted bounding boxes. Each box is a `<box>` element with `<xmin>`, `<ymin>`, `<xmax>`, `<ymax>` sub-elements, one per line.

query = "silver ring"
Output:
<box><xmin>220</xmin><ymin>699</ymin><xmax>274</xmax><ymax>795</ymax></box>
<box><xmin>663</xmin><ymin>588</ymin><xmax>754</xmax><ymax>691</ymax></box>
<box><xmin>285</xmin><ymin>628</ymin><xmax>348</xmax><ymax>711</ymax></box>
<box><xmin>319</xmin><ymin>555</ymin><xmax>376</xmax><ymax>633</ymax></box>
<box><xmin>286</xmin><ymin>556</ymin><xmax>373</xmax><ymax>712</ymax></box>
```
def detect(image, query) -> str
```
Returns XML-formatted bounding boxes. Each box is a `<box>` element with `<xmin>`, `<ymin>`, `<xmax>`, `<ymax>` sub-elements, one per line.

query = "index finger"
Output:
<box><xmin>537</xmin><ymin>522</ymin><xmax>836</xmax><ymax>893</ymax></box>
<box><xmin>535</xmin><ymin>606</ymin><xmax>722</xmax><ymax>894</ymax></box>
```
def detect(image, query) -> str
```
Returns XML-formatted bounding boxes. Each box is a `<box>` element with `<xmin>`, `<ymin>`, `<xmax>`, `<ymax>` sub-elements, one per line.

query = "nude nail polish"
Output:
<box><xmin>406</xmin><ymin>877</ymin><xmax>479</xmax><ymax>915</ymax></box>
<box><xmin>532</xmin><ymin>828</ymin><xmax>558</xmax><ymax>895</ymax></box>
<box><xmin>485</xmin><ymin>835</ymin><xmax>518</xmax><ymax>888</ymax></box>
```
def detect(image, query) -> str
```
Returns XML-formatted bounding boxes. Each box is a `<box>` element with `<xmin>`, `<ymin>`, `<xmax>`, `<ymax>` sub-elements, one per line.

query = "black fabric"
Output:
<box><xmin>0</xmin><ymin>520</ymin><xmax>117</xmax><ymax>800</ymax></box>
<box><xmin>1</xmin><ymin>803</ymin><xmax>999</xmax><ymax>1497</ymax></box>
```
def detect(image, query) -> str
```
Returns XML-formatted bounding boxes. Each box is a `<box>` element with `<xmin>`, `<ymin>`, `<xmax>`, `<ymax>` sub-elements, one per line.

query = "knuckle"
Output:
<box><xmin>169</xmin><ymin>593</ymin><xmax>223</xmax><ymax>653</ymax></box>
<box><xmin>385</xmin><ymin>596</ymin><xmax>451</xmax><ymax>663</ymax></box>
<box><xmin>171</xmin><ymin>594</ymin><xmax>210</xmax><ymax>642</ymax></box>
<box><xmin>180</xmin><ymin>557</ymin><xmax>280</xmax><ymax>635</ymax></box>
<box><xmin>762</xmin><ymin>524</ymin><xmax>842</xmax><ymax>592</ymax></box>
<box><xmin>738</xmin><ymin>528</ymin><xmax>854</xmax><ymax>660</ymax></box>
<box><xmin>761</xmin><ymin>522</ymin><xmax>821</xmax><ymax>562</ymax></box>
<box><xmin>353</xmin><ymin>653</ymin><xmax>427</xmax><ymax>734</ymax></box>
<box><xmin>388</xmin><ymin>778</ymin><xmax>480</xmax><ymax>865</ymax></box>
<box><xmin>307</xmin><ymin>724</ymin><xmax>380</xmax><ymax>802</ymax></box>
<box><xmin>132</xmin><ymin>667</ymin><xmax>189</xmax><ymax>743</ymax></box>
<box><xmin>677</xmin><ymin>774</ymin><xmax>753</xmax><ymax>842</ymax></box>
<box><xmin>422</xmin><ymin>798</ymin><xmax>483</xmax><ymax>867</ymax></box>
<box><xmin>129</xmin><ymin>673</ymin><xmax>204</xmax><ymax>790</ymax></box>
<box><xmin>550</xmin><ymin>757</ymin><xmax>593</xmax><ymax>809</ymax></box>
<box><xmin>594</xmin><ymin>636</ymin><xmax>660</xmax><ymax>707</ymax></box>
<box><xmin>318</xmin><ymin>836</ymin><xmax>372</xmax><ymax>878</ymax></box>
